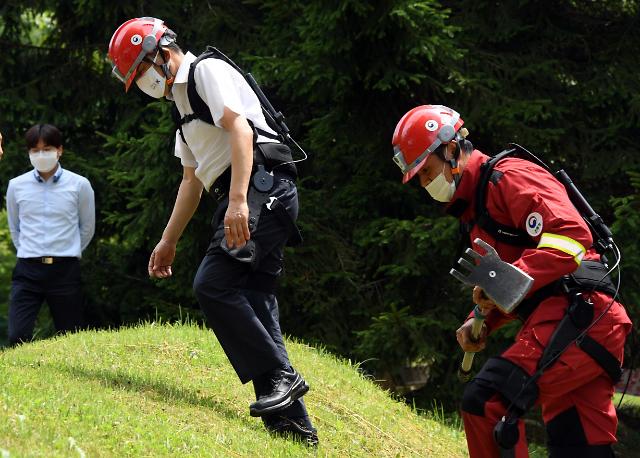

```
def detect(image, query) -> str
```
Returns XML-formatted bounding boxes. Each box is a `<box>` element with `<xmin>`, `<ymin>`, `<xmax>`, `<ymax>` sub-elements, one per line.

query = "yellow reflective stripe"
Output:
<box><xmin>537</xmin><ymin>233</ymin><xmax>586</xmax><ymax>265</ymax></box>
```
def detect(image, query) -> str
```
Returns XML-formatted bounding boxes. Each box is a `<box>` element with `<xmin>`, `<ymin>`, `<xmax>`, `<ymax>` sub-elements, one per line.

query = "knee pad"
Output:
<box><xmin>461</xmin><ymin>357</ymin><xmax>538</xmax><ymax>417</ymax></box>
<box><xmin>461</xmin><ymin>377</ymin><xmax>496</xmax><ymax>416</ymax></box>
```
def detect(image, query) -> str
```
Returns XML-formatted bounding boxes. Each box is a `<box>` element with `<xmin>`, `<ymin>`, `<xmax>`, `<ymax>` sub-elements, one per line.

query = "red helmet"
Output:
<box><xmin>392</xmin><ymin>105</ymin><xmax>464</xmax><ymax>183</ymax></box>
<box><xmin>108</xmin><ymin>17</ymin><xmax>169</xmax><ymax>92</ymax></box>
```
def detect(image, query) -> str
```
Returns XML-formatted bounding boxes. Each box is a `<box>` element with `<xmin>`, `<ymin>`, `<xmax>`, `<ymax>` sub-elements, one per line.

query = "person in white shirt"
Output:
<box><xmin>108</xmin><ymin>17</ymin><xmax>317</xmax><ymax>445</ymax></box>
<box><xmin>5</xmin><ymin>124</ymin><xmax>95</xmax><ymax>345</ymax></box>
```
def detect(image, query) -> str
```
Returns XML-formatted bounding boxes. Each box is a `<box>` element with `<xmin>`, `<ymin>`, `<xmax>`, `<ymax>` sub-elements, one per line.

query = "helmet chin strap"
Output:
<box><xmin>446</xmin><ymin>142</ymin><xmax>462</xmax><ymax>187</ymax></box>
<box><xmin>158</xmin><ymin>49</ymin><xmax>175</xmax><ymax>85</ymax></box>
<box><xmin>450</xmin><ymin>158</ymin><xmax>461</xmax><ymax>186</ymax></box>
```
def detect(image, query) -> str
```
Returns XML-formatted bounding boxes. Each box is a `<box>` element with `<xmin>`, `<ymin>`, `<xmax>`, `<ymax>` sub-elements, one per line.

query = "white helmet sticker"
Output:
<box><xmin>131</xmin><ymin>34</ymin><xmax>142</xmax><ymax>46</ymax></box>
<box><xmin>526</xmin><ymin>212</ymin><xmax>543</xmax><ymax>237</ymax></box>
<box><xmin>425</xmin><ymin>120</ymin><xmax>439</xmax><ymax>132</ymax></box>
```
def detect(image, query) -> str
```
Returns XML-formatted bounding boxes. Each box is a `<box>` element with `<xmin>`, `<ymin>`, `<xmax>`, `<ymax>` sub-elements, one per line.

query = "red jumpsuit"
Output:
<box><xmin>452</xmin><ymin>150</ymin><xmax>632</xmax><ymax>457</ymax></box>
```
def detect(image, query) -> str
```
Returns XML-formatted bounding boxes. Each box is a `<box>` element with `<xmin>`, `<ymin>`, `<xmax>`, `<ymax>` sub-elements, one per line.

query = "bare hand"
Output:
<box><xmin>0</xmin><ymin>132</ymin><xmax>3</xmax><ymax>159</ymax></box>
<box><xmin>148</xmin><ymin>240</ymin><xmax>176</xmax><ymax>278</ymax></box>
<box><xmin>224</xmin><ymin>199</ymin><xmax>251</xmax><ymax>249</ymax></box>
<box><xmin>456</xmin><ymin>318</ymin><xmax>488</xmax><ymax>353</ymax></box>
<box><xmin>473</xmin><ymin>286</ymin><xmax>498</xmax><ymax>315</ymax></box>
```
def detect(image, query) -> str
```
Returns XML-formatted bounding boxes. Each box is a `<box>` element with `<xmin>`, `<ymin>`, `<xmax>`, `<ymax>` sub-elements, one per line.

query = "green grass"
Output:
<box><xmin>615</xmin><ymin>392</ymin><xmax>640</xmax><ymax>408</ymax></box>
<box><xmin>0</xmin><ymin>322</ymin><xmax>467</xmax><ymax>457</ymax></box>
<box><xmin>613</xmin><ymin>392</ymin><xmax>640</xmax><ymax>458</ymax></box>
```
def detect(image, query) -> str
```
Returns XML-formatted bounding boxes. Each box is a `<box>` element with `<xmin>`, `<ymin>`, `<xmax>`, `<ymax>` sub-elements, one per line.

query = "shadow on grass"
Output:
<box><xmin>46</xmin><ymin>362</ymin><xmax>250</xmax><ymax>424</ymax></box>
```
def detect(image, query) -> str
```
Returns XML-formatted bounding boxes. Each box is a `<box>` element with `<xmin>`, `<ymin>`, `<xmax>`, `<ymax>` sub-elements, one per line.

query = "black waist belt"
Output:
<box><xmin>209</xmin><ymin>145</ymin><xmax>296</xmax><ymax>202</ymax></box>
<box><xmin>21</xmin><ymin>257</ymin><xmax>78</xmax><ymax>265</ymax></box>
<box><xmin>516</xmin><ymin>260</ymin><xmax>617</xmax><ymax>322</ymax></box>
<box><xmin>209</xmin><ymin>167</ymin><xmax>296</xmax><ymax>202</ymax></box>
<box><xmin>210</xmin><ymin>166</ymin><xmax>232</xmax><ymax>201</ymax></box>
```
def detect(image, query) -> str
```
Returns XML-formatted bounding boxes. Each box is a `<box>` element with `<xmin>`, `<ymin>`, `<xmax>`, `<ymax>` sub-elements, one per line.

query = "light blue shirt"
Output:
<box><xmin>6</xmin><ymin>165</ymin><xmax>95</xmax><ymax>258</ymax></box>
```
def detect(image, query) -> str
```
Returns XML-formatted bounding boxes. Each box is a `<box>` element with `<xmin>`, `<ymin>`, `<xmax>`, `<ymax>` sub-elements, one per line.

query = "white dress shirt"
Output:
<box><xmin>170</xmin><ymin>52</ymin><xmax>278</xmax><ymax>191</ymax></box>
<box><xmin>6</xmin><ymin>165</ymin><xmax>95</xmax><ymax>258</ymax></box>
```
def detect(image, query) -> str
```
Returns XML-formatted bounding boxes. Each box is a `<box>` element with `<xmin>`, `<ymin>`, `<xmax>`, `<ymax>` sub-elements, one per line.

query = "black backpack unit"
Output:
<box><xmin>472</xmin><ymin>143</ymin><xmax>614</xmax><ymax>255</ymax></box>
<box><xmin>470</xmin><ymin>143</ymin><xmax>619</xmax><ymax>318</ymax></box>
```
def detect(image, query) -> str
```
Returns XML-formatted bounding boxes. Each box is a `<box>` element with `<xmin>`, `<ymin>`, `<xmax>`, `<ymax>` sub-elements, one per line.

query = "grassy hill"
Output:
<box><xmin>0</xmin><ymin>323</ymin><xmax>468</xmax><ymax>457</ymax></box>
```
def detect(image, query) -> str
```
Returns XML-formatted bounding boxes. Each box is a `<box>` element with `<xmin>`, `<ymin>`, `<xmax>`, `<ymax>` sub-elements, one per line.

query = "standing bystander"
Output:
<box><xmin>5</xmin><ymin>124</ymin><xmax>95</xmax><ymax>345</ymax></box>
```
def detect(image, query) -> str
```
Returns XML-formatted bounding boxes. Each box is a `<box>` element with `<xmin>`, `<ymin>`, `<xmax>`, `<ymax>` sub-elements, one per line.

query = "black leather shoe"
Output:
<box><xmin>249</xmin><ymin>369</ymin><xmax>309</xmax><ymax>417</ymax></box>
<box><xmin>266</xmin><ymin>416</ymin><xmax>319</xmax><ymax>447</ymax></box>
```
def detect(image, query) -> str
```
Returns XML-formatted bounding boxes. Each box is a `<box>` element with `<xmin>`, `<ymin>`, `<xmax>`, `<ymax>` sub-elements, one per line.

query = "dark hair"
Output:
<box><xmin>25</xmin><ymin>124</ymin><xmax>63</xmax><ymax>149</ymax></box>
<box><xmin>434</xmin><ymin>137</ymin><xmax>473</xmax><ymax>162</ymax></box>
<box><xmin>161</xmin><ymin>29</ymin><xmax>182</xmax><ymax>53</ymax></box>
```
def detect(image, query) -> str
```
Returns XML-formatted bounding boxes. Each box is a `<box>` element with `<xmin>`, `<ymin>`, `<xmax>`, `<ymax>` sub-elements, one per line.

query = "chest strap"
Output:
<box><xmin>473</xmin><ymin>149</ymin><xmax>537</xmax><ymax>247</ymax></box>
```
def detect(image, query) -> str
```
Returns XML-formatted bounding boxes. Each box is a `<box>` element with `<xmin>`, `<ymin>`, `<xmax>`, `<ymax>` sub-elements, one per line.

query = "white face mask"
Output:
<box><xmin>29</xmin><ymin>150</ymin><xmax>59</xmax><ymax>173</ymax></box>
<box><xmin>424</xmin><ymin>163</ymin><xmax>456</xmax><ymax>202</ymax></box>
<box><xmin>135</xmin><ymin>66</ymin><xmax>167</xmax><ymax>99</ymax></box>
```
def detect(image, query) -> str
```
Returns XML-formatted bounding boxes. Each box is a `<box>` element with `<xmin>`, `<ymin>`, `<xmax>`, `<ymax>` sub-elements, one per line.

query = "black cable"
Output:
<box><xmin>205</xmin><ymin>47</ymin><xmax>309</xmax><ymax>168</ymax></box>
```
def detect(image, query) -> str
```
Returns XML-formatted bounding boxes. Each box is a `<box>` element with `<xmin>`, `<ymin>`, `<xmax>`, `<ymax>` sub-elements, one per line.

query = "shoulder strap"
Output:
<box><xmin>474</xmin><ymin>148</ymin><xmax>535</xmax><ymax>246</ymax></box>
<box><xmin>186</xmin><ymin>51</ymin><xmax>215</xmax><ymax>126</ymax></box>
<box><xmin>171</xmin><ymin>103</ymin><xmax>187</xmax><ymax>145</ymax></box>
<box><xmin>174</xmin><ymin>48</ymin><xmax>282</xmax><ymax>145</ymax></box>
<box><xmin>171</xmin><ymin>50</ymin><xmax>216</xmax><ymax>146</ymax></box>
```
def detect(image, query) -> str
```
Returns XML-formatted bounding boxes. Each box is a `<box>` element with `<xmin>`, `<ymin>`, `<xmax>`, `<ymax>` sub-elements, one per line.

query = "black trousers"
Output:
<box><xmin>193</xmin><ymin>176</ymin><xmax>310</xmax><ymax>422</ymax></box>
<box><xmin>8</xmin><ymin>258</ymin><xmax>85</xmax><ymax>345</ymax></box>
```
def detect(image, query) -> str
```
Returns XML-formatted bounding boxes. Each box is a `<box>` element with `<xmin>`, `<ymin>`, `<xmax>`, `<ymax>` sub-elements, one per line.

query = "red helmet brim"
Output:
<box><xmin>402</xmin><ymin>155</ymin><xmax>428</xmax><ymax>184</ymax></box>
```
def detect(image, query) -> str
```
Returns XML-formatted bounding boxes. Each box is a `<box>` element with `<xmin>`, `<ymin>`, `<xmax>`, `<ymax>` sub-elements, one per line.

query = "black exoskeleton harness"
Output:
<box><xmin>171</xmin><ymin>48</ymin><xmax>281</xmax><ymax>145</ymax></box>
<box><xmin>171</xmin><ymin>46</ymin><xmax>298</xmax><ymax>150</ymax></box>
<box><xmin>470</xmin><ymin>144</ymin><xmax>615</xmax><ymax>252</ymax></box>
<box><xmin>466</xmin><ymin>144</ymin><xmax>623</xmax><ymax>455</ymax></box>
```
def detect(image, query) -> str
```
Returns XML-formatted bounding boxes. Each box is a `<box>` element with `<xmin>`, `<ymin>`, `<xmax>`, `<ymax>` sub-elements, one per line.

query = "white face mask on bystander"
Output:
<box><xmin>29</xmin><ymin>150</ymin><xmax>59</xmax><ymax>173</ymax></box>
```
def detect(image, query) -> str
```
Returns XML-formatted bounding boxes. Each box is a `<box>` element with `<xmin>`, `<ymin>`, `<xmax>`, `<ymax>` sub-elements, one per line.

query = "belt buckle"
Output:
<box><xmin>42</xmin><ymin>257</ymin><xmax>54</xmax><ymax>265</ymax></box>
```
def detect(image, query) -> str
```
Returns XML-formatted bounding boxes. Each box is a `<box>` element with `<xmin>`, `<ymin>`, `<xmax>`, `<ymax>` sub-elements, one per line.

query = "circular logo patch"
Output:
<box><xmin>425</xmin><ymin>120</ymin><xmax>438</xmax><ymax>132</ymax></box>
<box><xmin>131</xmin><ymin>34</ymin><xmax>142</xmax><ymax>45</ymax></box>
<box><xmin>526</xmin><ymin>212</ymin><xmax>543</xmax><ymax>237</ymax></box>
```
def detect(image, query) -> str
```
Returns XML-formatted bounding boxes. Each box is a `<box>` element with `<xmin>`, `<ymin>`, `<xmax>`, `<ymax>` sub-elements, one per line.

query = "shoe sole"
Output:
<box><xmin>249</xmin><ymin>378</ymin><xmax>310</xmax><ymax>417</ymax></box>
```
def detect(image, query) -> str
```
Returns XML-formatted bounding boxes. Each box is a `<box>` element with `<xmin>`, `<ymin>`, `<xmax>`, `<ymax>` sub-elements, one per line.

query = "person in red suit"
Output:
<box><xmin>392</xmin><ymin>104</ymin><xmax>632</xmax><ymax>457</ymax></box>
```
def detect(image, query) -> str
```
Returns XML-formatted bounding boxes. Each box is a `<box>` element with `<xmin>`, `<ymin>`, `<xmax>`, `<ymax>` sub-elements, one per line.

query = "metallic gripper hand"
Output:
<box><xmin>450</xmin><ymin>238</ymin><xmax>534</xmax><ymax>313</ymax></box>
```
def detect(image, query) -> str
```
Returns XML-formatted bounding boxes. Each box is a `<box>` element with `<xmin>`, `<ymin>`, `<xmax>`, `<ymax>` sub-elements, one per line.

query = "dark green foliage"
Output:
<box><xmin>0</xmin><ymin>0</ymin><xmax>638</xmax><ymax>412</ymax></box>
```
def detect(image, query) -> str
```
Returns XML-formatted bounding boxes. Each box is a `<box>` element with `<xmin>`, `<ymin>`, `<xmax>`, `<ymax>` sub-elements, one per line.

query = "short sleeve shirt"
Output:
<box><xmin>170</xmin><ymin>52</ymin><xmax>278</xmax><ymax>190</ymax></box>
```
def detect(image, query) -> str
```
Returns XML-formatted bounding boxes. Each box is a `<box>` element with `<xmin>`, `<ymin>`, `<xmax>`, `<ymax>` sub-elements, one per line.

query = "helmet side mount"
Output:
<box><xmin>142</xmin><ymin>34</ymin><xmax>158</xmax><ymax>54</ymax></box>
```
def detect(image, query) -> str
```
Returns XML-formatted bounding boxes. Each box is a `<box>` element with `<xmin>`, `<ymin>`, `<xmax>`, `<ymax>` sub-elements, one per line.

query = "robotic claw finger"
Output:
<box><xmin>450</xmin><ymin>238</ymin><xmax>534</xmax><ymax>313</ymax></box>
